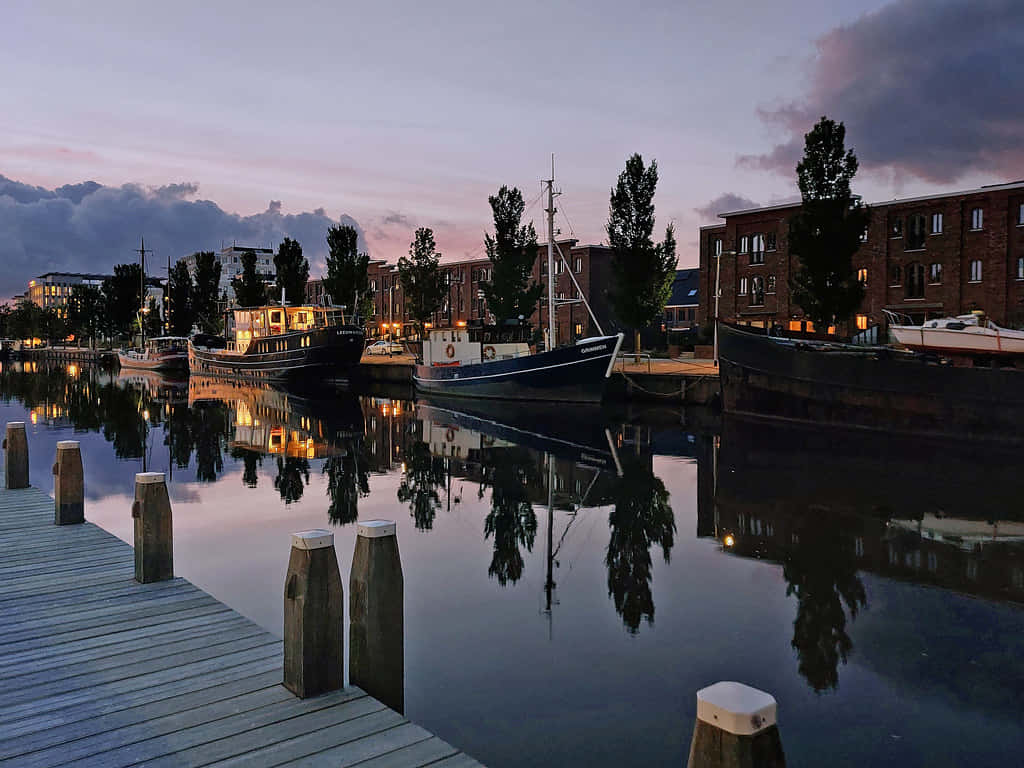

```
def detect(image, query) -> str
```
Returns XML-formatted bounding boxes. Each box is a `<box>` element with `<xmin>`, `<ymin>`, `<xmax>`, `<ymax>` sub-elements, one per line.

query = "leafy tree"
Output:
<box><xmin>480</xmin><ymin>186</ymin><xmax>542</xmax><ymax>325</ymax></box>
<box><xmin>397</xmin><ymin>228</ymin><xmax>445</xmax><ymax>337</ymax></box>
<box><xmin>192</xmin><ymin>401</ymin><xmax>229</xmax><ymax>482</ymax></box>
<box><xmin>102</xmin><ymin>264</ymin><xmax>143</xmax><ymax>341</ymax></box>
<box><xmin>789</xmin><ymin>116</ymin><xmax>871</xmax><ymax>332</ymax></box>
<box><xmin>274</xmin><ymin>238</ymin><xmax>309</xmax><ymax>305</ymax></box>
<box><xmin>192</xmin><ymin>252</ymin><xmax>222</xmax><ymax>334</ymax></box>
<box><xmin>325</xmin><ymin>445</ymin><xmax>370</xmax><ymax>525</ymax></box>
<box><xmin>143</xmin><ymin>295</ymin><xmax>163</xmax><ymax>338</ymax></box>
<box><xmin>325</xmin><ymin>225</ymin><xmax>371</xmax><ymax>315</ymax></box>
<box><xmin>41</xmin><ymin>307</ymin><xmax>68</xmax><ymax>345</ymax></box>
<box><xmin>167</xmin><ymin>260</ymin><xmax>195</xmax><ymax>337</ymax></box>
<box><xmin>67</xmin><ymin>285</ymin><xmax>105</xmax><ymax>348</ymax></box>
<box><xmin>481</xmin><ymin>446</ymin><xmax>538</xmax><ymax>586</ymax></box>
<box><xmin>231</xmin><ymin>250</ymin><xmax>267</xmax><ymax>307</ymax></box>
<box><xmin>230</xmin><ymin>447</ymin><xmax>262</xmax><ymax>488</ymax></box>
<box><xmin>8</xmin><ymin>299</ymin><xmax>44</xmax><ymax>341</ymax></box>
<box><xmin>396</xmin><ymin>441</ymin><xmax>445</xmax><ymax>530</ymax></box>
<box><xmin>606</xmin><ymin>153</ymin><xmax>677</xmax><ymax>353</ymax></box>
<box><xmin>274</xmin><ymin>456</ymin><xmax>310</xmax><ymax>504</ymax></box>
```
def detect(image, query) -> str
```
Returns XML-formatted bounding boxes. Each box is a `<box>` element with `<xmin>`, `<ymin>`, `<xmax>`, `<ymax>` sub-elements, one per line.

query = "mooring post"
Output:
<box><xmin>3</xmin><ymin>422</ymin><xmax>29</xmax><ymax>489</ymax></box>
<box><xmin>687</xmin><ymin>681</ymin><xmax>785</xmax><ymax>768</ymax></box>
<box><xmin>283</xmin><ymin>529</ymin><xmax>344</xmax><ymax>698</ymax></box>
<box><xmin>53</xmin><ymin>440</ymin><xmax>84</xmax><ymax>525</ymax></box>
<box><xmin>350</xmin><ymin>519</ymin><xmax>404</xmax><ymax>713</ymax></box>
<box><xmin>132</xmin><ymin>472</ymin><xmax>173</xmax><ymax>583</ymax></box>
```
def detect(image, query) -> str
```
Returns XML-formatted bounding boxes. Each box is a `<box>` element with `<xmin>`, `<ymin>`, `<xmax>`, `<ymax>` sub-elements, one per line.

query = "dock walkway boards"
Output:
<box><xmin>0</xmin><ymin>478</ymin><xmax>481</xmax><ymax>768</ymax></box>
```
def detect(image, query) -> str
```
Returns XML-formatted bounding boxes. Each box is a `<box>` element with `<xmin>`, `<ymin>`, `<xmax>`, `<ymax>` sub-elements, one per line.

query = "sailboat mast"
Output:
<box><xmin>545</xmin><ymin>157</ymin><xmax>556</xmax><ymax>349</ymax></box>
<box><xmin>139</xmin><ymin>237</ymin><xmax>147</xmax><ymax>347</ymax></box>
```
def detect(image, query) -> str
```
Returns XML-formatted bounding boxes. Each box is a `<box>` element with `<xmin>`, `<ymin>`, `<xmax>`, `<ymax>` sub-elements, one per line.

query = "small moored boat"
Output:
<box><xmin>117</xmin><ymin>336</ymin><xmax>189</xmax><ymax>372</ymax></box>
<box><xmin>887</xmin><ymin>310</ymin><xmax>1024</xmax><ymax>357</ymax></box>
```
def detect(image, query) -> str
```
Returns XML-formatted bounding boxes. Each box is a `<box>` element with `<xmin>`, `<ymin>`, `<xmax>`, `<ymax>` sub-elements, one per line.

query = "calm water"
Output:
<box><xmin>2</xmin><ymin>361</ymin><xmax>1022</xmax><ymax>768</ymax></box>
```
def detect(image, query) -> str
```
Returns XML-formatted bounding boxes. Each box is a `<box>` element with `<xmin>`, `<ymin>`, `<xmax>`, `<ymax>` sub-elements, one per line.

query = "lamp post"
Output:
<box><xmin>713</xmin><ymin>249</ymin><xmax>736</xmax><ymax>368</ymax></box>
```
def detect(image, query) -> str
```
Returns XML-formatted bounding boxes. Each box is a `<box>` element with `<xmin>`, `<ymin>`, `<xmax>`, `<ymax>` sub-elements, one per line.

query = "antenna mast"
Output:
<box><xmin>136</xmin><ymin>237</ymin><xmax>153</xmax><ymax>347</ymax></box>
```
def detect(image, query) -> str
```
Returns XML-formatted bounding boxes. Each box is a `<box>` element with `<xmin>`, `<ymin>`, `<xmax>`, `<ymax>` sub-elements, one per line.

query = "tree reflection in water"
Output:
<box><xmin>192</xmin><ymin>403</ymin><xmax>229</xmax><ymax>482</ymax></box>
<box><xmin>396</xmin><ymin>441</ymin><xmax>445</xmax><ymax>531</ymax></box>
<box><xmin>274</xmin><ymin>456</ymin><xmax>311</xmax><ymax>505</ymax></box>
<box><xmin>325</xmin><ymin>442</ymin><xmax>370</xmax><ymax>525</ymax></box>
<box><xmin>605</xmin><ymin>456</ymin><xmax>675</xmax><ymax>633</ymax></box>
<box><xmin>783</xmin><ymin>512</ymin><xmax>867</xmax><ymax>692</ymax></box>
<box><xmin>480</xmin><ymin>447</ymin><xmax>538</xmax><ymax>586</ymax></box>
<box><xmin>230</xmin><ymin>447</ymin><xmax>262</xmax><ymax>488</ymax></box>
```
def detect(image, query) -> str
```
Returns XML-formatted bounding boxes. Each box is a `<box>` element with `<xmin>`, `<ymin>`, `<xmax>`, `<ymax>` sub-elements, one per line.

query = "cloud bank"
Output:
<box><xmin>695</xmin><ymin>193</ymin><xmax>760</xmax><ymax>221</ymax></box>
<box><xmin>0</xmin><ymin>175</ymin><xmax>364</xmax><ymax>300</ymax></box>
<box><xmin>739</xmin><ymin>0</ymin><xmax>1024</xmax><ymax>183</ymax></box>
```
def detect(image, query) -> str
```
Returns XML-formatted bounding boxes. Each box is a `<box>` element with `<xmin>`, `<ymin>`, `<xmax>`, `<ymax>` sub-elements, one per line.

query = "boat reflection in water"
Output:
<box><xmin>707</xmin><ymin>416</ymin><xmax>1024</xmax><ymax>692</ymax></box>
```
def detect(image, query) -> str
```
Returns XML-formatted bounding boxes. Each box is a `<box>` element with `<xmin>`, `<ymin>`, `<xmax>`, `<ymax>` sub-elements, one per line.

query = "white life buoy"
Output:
<box><xmin>445</xmin><ymin>427</ymin><xmax>455</xmax><ymax>441</ymax></box>
<box><xmin>482</xmin><ymin>345</ymin><xmax>496</xmax><ymax>360</ymax></box>
<box><xmin>445</xmin><ymin>343</ymin><xmax>456</xmax><ymax>359</ymax></box>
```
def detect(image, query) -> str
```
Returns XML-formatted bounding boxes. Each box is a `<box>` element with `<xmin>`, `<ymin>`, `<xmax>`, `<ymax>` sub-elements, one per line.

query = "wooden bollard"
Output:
<box><xmin>688</xmin><ymin>682</ymin><xmax>785</xmax><ymax>768</ymax></box>
<box><xmin>132</xmin><ymin>472</ymin><xmax>173</xmax><ymax>583</ymax></box>
<box><xmin>53</xmin><ymin>441</ymin><xmax>84</xmax><ymax>525</ymax></box>
<box><xmin>350</xmin><ymin>519</ymin><xmax>404</xmax><ymax>713</ymax></box>
<box><xmin>3</xmin><ymin>422</ymin><xmax>29</xmax><ymax>489</ymax></box>
<box><xmin>283</xmin><ymin>529</ymin><xmax>344</xmax><ymax>698</ymax></box>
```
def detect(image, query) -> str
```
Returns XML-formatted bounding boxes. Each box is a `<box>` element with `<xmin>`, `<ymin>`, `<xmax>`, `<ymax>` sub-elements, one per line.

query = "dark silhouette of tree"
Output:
<box><xmin>481</xmin><ymin>447</ymin><xmax>538</xmax><ymax>585</ymax></box>
<box><xmin>168</xmin><ymin>260</ymin><xmax>195</xmax><ymax>337</ymax></box>
<box><xmin>606</xmin><ymin>153</ymin><xmax>677</xmax><ymax>353</ymax></box>
<box><xmin>325</xmin><ymin>224</ymin><xmax>371</xmax><ymax>316</ymax></box>
<box><xmin>40</xmin><ymin>306</ymin><xmax>68</xmax><ymax>345</ymax></box>
<box><xmin>480</xmin><ymin>186</ymin><xmax>542</xmax><ymax>325</ymax></box>
<box><xmin>100</xmin><ymin>384</ymin><xmax>148</xmax><ymax>460</ymax></box>
<box><xmin>232</xmin><ymin>250</ymin><xmax>267</xmax><ymax>307</ymax></box>
<box><xmin>143</xmin><ymin>295</ymin><xmax>163</xmax><ymax>338</ymax></box>
<box><xmin>7</xmin><ymin>299</ymin><xmax>44</xmax><ymax>342</ymax></box>
<box><xmin>67</xmin><ymin>285</ymin><xmax>105</xmax><ymax>347</ymax></box>
<box><xmin>396</xmin><ymin>441</ymin><xmax>445</xmax><ymax>530</ymax></box>
<box><xmin>324</xmin><ymin>442</ymin><xmax>370</xmax><ymax>524</ymax></box>
<box><xmin>192</xmin><ymin>252</ymin><xmax>222</xmax><ymax>334</ymax></box>
<box><xmin>164</xmin><ymin>402</ymin><xmax>195</xmax><ymax>468</ymax></box>
<box><xmin>274</xmin><ymin>456</ymin><xmax>310</xmax><ymax>504</ymax></box>
<box><xmin>789</xmin><ymin>117</ymin><xmax>871</xmax><ymax>332</ymax></box>
<box><xmin>398</xmin><ymin>228</ymin><xmax>445</xmax><ymax>337</ymax></box>
<box><xmin>783</xmin><ymin>511</ymin><xmax>867</xmax><ymax>692</ymax></box>
<box><xmin>606</xmin><ymin>457</ymin><xmax>675</xmax><ymax>633</ymax></box>
<box><xmin>274</xmin><ymin>237</ymin><xmax>309</xmax><ymax>305</ymax></box>
<box><xmin>102</xmin><ymin>264</ymin><xmax>143</xmax><ymax>341</ymax></box>
<box><xmin>192</xmin><ymin>402</ymin><xmax>229</xmax><ymax>482</ymax></box>
<box><xmin>230</xmin><ymin>447</ymin><xmax>262</xmax><ymax>488</ymax></box>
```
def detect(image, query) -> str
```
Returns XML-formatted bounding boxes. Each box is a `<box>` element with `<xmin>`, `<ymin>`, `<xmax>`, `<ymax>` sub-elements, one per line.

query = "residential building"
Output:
<box><xmin>183</xmin><ymin>245</ymin><xmax>275</xmax><ymax>304</ymax></box>
<box><xmin>26</xmin><ymin>272</ymin><xmax>110</xmax><ymax>317</ymax></box>
<box><xmin>698</xmin><ymin>180</ymin><xmax>1024</xmax><ymax>334</ymax></box>
<box><xmin>663</xmin><ymin>268</ymin><xmax>700</xmax><ymax>330</ymax></box>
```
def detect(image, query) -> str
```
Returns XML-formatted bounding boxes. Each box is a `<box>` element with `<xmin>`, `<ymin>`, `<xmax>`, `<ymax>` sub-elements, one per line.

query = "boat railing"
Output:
<box><xmin>614</xmin><ymin>353</ymin><xmax>653</xmax><ymax>374</ymax></box>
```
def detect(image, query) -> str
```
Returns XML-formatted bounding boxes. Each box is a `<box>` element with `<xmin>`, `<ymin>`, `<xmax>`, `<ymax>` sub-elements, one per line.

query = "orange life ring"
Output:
<box><xmin>445</xmin><ymin>343</ymin><xmax>455</xmax><ymax>359</ymax></box>
<box><xmin>445</xmin><ymin>427</ymin><xmax>455</xmax><ymax>441</ymax></box>
<box><xmin>482</xmin><ymin>345</ymin><xmax>496</xmax><ymax>360</ymax></box>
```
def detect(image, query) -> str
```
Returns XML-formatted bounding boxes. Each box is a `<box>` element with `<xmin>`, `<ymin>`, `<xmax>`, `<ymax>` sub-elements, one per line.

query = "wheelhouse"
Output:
<box><xmin>230</xmin><ymin>305</ymin><xmax>348</xmax><ymax>354</ymax></box>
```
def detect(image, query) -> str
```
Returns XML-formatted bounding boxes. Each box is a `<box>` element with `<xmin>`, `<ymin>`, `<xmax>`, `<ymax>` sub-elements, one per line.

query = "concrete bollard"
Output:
<box><xmin>283</xmin><ymin>529</ymin><xmax>344</xmax><ymax>698</ymax></box>
<box><xmin>350</xmin><ymin>519</ymin><xmax>404</xmax><ymax>713</ymax></box>
<box><xmin>132</xmin><ymin>472</ymin><xmax>173</xmax><ymax>583</ymax></box>
<box><xmin>688</xmin><ymin>681</ymin><xmax>785</xmax><ymax>768</ymax></box>
<box><xmin>3</xmin><ymin>422</ymin><xmax>29</xmax><ymax>489</ymax></box>
<box><xmin>53</xmin><ymin>441</ymin><xmax>84</xmax><ymax>525</ymax></box>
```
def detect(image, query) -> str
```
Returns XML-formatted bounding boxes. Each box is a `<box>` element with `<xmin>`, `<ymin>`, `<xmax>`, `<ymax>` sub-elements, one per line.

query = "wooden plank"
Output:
<box><xmin>228</xmin><ymin>722</ymin><xmax>437</xmax><ymax>768</ymax></box>
<box><xmin>1</xmin><ymin>582</ymin><xmax>203</xmax><ymax>626</ymax></box>
<box><xmin>0</xmin><ymin>577</ymin><xmax>187</xmax><ymax>618</ymax></box>
<box><xmin>425</xmin><ymin>754</ymin><xmax>488</xmax><ymax>768</ymax></box>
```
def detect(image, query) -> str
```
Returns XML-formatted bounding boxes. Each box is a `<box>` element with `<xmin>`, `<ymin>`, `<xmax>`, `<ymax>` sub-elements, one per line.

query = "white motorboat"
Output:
<box><xmin>886</xmin><ymin>311</ymin><xmax>1024</xmax><ymax>357</ymax></box>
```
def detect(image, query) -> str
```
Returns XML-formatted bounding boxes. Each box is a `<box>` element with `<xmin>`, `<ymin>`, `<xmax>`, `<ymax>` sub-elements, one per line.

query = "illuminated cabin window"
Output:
<box><xmin>805</xmin><ymin>321</ymin><xmax>816</xmax><ymax>333</ymax></box>
<box><xmin>788</xmin><ymin>320</ymin><xmax>802</xmax><ymax>332</ymax></box>
<box><xmin>856</xmin><ymin>314</ymin><xmax>868</xmax><ymax>330</ymax></box>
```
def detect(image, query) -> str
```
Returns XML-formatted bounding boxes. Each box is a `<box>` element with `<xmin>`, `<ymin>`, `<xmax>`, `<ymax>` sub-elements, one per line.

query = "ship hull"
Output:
<box><xmin>117</xmin><ymin>352</ymin><xmax>189</xmax><ymax>372</ymax></box>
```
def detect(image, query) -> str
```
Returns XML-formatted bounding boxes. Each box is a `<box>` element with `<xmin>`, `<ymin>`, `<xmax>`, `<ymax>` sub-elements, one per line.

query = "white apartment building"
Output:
<box><xmin>182</xmin><ymin>245</ymin><xmax>276</xmax><ymax>303</ymax></box>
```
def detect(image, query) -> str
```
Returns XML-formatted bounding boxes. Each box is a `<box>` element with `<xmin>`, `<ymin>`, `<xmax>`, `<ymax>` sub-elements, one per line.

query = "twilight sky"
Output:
<box><xmin>2</xmin><ymin>0</ymin><xmax>1022</xmax><ymax>300</ymax></box>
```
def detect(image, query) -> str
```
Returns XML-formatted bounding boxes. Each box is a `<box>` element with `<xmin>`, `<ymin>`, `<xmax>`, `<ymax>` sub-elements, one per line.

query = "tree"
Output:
<box><xmin>481</xmin><ymin>446</ymin><xmax>538</xmax><ymax>586</ymax></box>
<box><xmin>41</xmin><ymin>307</ymin><xmax>68</xmax><ymax>345</ymax></box>
<box><xmin>67</xmin><ymin>285</ymin><xmax>105</xmax><ymax>347</ymax></box>
<box><xmin>143</xmin><ymin>295</ymin><xmax>163</xmax><ymax>338</ymax></box>
<box><xmin>274</xmin><ymin>456</ymin><xmax>310</xmax><ymax>504</ymax></box>
<box><xmin>606</xmin><ymin>153</ymin><xmax>677</xmax><ymax>353</ymax></box>
<box><xmin>325</xmin><ymin>225</ymin><xmax>370</xmax><ymax>315</ymax></box>
<box><xmin>167</xmin><ymin>260</ymin><xmax>195</xmax><ymax>337</ymax></box>
<box><xmin>102</xmin><ymin>264</ymin><xmax>143</xmax><ymax>341</ymax></box>
<box><xmin>789</xmin><ymin>116</ymin><xmax>871</xmax><ymax>332</ymax></box>
<box><xmin>192</xmin><ymin>252</ymin><xmax>222</xmax><ymax>334</ymax></box>
<box><xmin>274</xmin><ymin>238</ymin><xmax>309</xmax><ymax>305</ymax></box>
<box><xmin>396</xmin><ymin>441</ymin><xmax>445</xmax><ymax>530</ymax></box>
<box><xmin>8</xmin><ymin>299</ymin><xmax>43</xmax><ymax>342</ymax></box>
<box><xmin>231</xmin><ymin>250</ymin><xmax>267</xmax><ymax>307</ymax></box>
<box><xmin>325</xmin><ymin>447</ymin><xmax>370</xmax><ymax>525</ymax></box>
<box><xmin>480</xmin><ymin>186</ymin><xmax>542</xmax><ymax>326</ymax></box>
<box><xmin>0</xmin><ymin>304</ymin><xmax>10</xmax><ymax>339</ymax></box>
<box><xmin>397</xmin><ymin>228</ymin><xmax>445</xmax><ymax>336</ymax></box>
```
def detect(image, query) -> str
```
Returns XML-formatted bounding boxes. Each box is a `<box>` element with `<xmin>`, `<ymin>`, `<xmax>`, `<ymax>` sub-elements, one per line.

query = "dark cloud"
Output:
<box><xmin>0</xmin><ymin>175</ymin><xmax>364</xmax><ymax>299</ymax></box>
<box><xmin>382</xmin><ymin>211</ymin><xmax>412</xmax><ymax>227</ymax></box>
<box><xmin>695</xmin><ymin>193</ymin><xmax>760</xmax><ymax>220</ymax></box>
<box><xmin>738</xmin><ymin>0</ymin><xmax>1024</xmax><ymax>183</ymax></box>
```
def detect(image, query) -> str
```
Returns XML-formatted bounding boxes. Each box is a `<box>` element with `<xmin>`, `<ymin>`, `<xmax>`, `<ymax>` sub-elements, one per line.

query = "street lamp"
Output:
<box><xmin>713</xmin><ymin>249</ymin><xmax>736</xmax><ymax>368</ymax></box>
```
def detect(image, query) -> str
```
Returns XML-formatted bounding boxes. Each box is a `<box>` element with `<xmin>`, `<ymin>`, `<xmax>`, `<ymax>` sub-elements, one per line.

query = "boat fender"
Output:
<box><xmin>445</xmin><ymin>427</ymin><xmax>455</xmax><ymax>441</ymax></box>
<box><xmin>445</xmin><ymin>343</ymin><xmax>455</xmax><ymax>359</ymax></box>
<box><xmin>483</xmin><ymin>345</ymin><xmax>496</xmax><ymax>360</ymax></box>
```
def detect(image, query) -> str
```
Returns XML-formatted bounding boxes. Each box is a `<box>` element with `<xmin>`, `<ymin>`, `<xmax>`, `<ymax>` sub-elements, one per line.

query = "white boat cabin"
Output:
<box><xmin>230</xmin><ymin>305</ymin><xmax>346</xmax><ymax>354</ymax></box>
<box><xmin>423</xmin><ymin>327</ymin><xmax>531</xmax><ymax>367</ymax></box>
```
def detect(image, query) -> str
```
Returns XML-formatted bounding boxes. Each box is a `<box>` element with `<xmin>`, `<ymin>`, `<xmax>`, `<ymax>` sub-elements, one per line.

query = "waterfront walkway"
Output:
<box><xmin>0</xmin><ymin>475</ymin><xmax>481</xmax><ymax>768</ymax></box>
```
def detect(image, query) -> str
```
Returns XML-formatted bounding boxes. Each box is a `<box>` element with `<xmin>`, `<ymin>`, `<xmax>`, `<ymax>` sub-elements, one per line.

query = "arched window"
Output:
<box><xmin>905</xmin><ymin>262</ymin><xmax>925</xmax><ymax>299</ymax></box>
<box><xmin>751</xmin><ymin>276</ymin><xmax>765</xmax><ymax>306</ymax></box>
<box><xmin>907</xmin><ymin>215</ymin><xmax>927</xmax><ymax>250</ymax></box>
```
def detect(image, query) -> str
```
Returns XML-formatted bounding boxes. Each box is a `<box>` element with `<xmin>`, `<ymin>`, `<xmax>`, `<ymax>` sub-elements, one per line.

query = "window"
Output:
<box><xmin>765</xmin><ymin>232</ymin><xmax>777</xmax><ymax>251</ymax></box>
<box><xmin>574</xmin><ymin>256</ymin><xmax>582</xmax><ymax>273</ymax></box>
<box><xmin>788</xmin><ymin>320</ymin><xmax>802</xmax><ymax>332</ymax></box>
<box><xmin>766</xmin><ymin>275</ymin><xmax>776</xmax><ymax>293</ymax></box>
<box><xmin>574</xmin><ymin>322</ymin><xmax>583</xmax><ymax>336</ymax></box>
<box><xmin>856</xmin><ymin>314</ymin><xmax>868</xmax><ymax>331</ymax></box>
<box><xmin>929</xmin><ymin>262</ymin><xmax>943</xmax><ymax>284</ymax></box>
<box><xmin>905</xmin><ymin>263</ymin><xmax>925</xmax><ymax>299</ymax></box>
<box><xmin>739</xmin><ymin>235</ymin><xmax>749</xmax><ymax>254</ymax></box>
<box><xmin>860</xmin><ymin>227</ymin><xmax>868</xmax><ymax>243</ymax></box>
<box><xmin>1019</xmin><ymin>203</ymin><xmax>1024</xmax><ymax>226</ymax></box>
<box><xmin>971</xmin><ymin>207</ymin><xmax>983</xmax><ymax>230</ymax></box>
<box><xmin>890</xmin><ymin>264</ymin><xmax>902</xmax><ymax>286</ymax></box>
<box><xmin>969</xmin><ymin>259</ymin><xmax>983</xmax><ymax>282</ymax></box>
<box><xmin>750</xmin><ymin>234</ymin><xmax>765</xmax><ymax>264</ymax></box>
<box><xmin>931</xmin><ymin>213</ymin><xmax>943</xmax><ymax>234</ymax></box>
<box><xmin>751</xmin><ymin>276</ymin><xmax>765</xmax><ymax>306</ymax></box>
<box><xmin>739</xmin><ymin>277</ymin><xmax>748</xmax><ymax>296</ymax></box>
<box><xmin>907</xmin><ymin>215</ymin><xmax>926</xmax><ymax>250</ymax></box>
<box><xmin>890</xmin><ymin>217</ymin><xmax>903</xmax><ymax>237</ymax></box>
<box><xmin>713</xmin><ymin>238</ymin><xmax>723</xmax><ymax>257</ymax></box>
<box><xmin>1017</xmin><ymin>257</ymin><xmax>1024</xmax><ymax>280</ymax></box>
<box><xmin>857</xmin><ymin>268</ymin><xmax>868</xmax><ymax>284</ymax></box>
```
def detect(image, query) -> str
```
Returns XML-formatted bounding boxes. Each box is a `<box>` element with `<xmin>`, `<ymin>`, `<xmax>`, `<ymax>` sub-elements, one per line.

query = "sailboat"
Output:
<box><xmin>118</xmin><ymin>238</ymin><xmax>189</xmax><ymax>372</ymax></box>
<box><xmin>413</xmin><ymin>164</ymin><xmax>624</xmax><ymax>402</ymax></box>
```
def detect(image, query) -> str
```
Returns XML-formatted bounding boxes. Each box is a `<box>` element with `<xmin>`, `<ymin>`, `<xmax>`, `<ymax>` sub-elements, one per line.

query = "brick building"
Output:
<box><xmin>698</xmin><ymin>180</ymin><xmax>1024</xmax><ymax>334</ymax></box>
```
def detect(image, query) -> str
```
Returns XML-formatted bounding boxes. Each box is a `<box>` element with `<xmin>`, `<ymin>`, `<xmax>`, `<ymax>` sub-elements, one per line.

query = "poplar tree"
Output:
<box><xmin>67</xmin><ymin>285</ymin><xmax>105</xmax><ymax>347</ymax></box>
<box><xmin>397</xmin><ymin>227</ymin><xmax>445</xmax><ymax>336</ymax></box>
<box><xmin>480</xmin><ymin>186</ymin><xmax>542</xmax><ymax>325</ymax></box>
<box><xmin>789</xmin><ymin>116</ymin><xmax>870</xmax><ymax>332</ymax></box>
<box><xmin>192</xmin><ymin>252</ymin><xmax>222</xmax><ymax>334</ymax></box>
<box><xmin>231</xmin><ymin>250</ymin><xmax>267</xmax><ymax>307</ymax></box>
<box><xmin>167</xmin><ymin>260</ymin><xmax>195</xmax><ymax>337</ymax></box>
<box><xmin>606</xmin><ymin>154</ymin><xmax>677</xmax><ymax>352</ymax></box>
<box><xmin>101</xmin><ymin>263</ymin><xmax>143</xmax><ymax>341</ymax></box>
<box><xmin>324</xmin><ymin>224</ymin><xmax>370</xmax><ymax>313</ymax></box>
<box><xmin>273</xmin><ymin>237</ymin><xmax>309</xmax><ymax>305</ymax></box>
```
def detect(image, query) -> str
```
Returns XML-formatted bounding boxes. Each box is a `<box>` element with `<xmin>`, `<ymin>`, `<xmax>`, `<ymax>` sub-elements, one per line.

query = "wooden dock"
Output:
<box><xmin>0</xmin><ymin>477</ymin><xmax>482</xmax><ymax>768</ymax></box>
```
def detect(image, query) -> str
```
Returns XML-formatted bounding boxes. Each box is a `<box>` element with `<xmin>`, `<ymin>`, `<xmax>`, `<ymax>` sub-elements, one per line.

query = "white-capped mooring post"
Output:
<box><xmin>53</xmin><ymin>441</ymin><xmax>84</xmax><ymax>525</ymax></box>
<box><xmin>3</xmin><ymin>422</ymin><xmax>29</xmax><ymax>490</ymax></box>
<box><xmin>132</xmin><ymin>472</ymin><xmax>173</xmax><ymax>583</ymax></box>
<box><xmin>350</xmin><ymin>519</ymin><xmax>404</xmax><ymax>713</ymax></box>
<box><xmin>283</xmin><ymin>529</ymin><xmax>344</xmax><ymax>698</ymax></box>
<box><xmin>687</xmin><ymin>681</ymin><xmax>785</xmax><ymax>768</ymax></box>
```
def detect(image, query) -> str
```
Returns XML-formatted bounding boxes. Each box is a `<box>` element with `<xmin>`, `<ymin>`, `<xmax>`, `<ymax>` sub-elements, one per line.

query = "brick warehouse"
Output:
<box><xmin>698</xmin><ymin>180</ymin><xmax>1024</xmax><ymax>335</ymax></box>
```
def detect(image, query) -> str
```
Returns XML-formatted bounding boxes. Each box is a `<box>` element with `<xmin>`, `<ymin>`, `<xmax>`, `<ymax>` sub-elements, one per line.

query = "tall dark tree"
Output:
<box><xmin>325</xmin><ymin>225</ymin><xmax>370</xmax><ymax>315</ymax></box>
<box><xmin>0</xmin><ymin>304</ymin><xmax>10</xmax><ymax>339</ymax></box>
<box><xmin>606</xmin><ymin>154</ymin><xmax>677</xmax><ymax>353</ymax></box>
<box><xmin>397</xmin><ymin>228</ymin><xmax>445</xmax><ymax>337</ymax></box>
<box><xmin>480</xmin><ymin>186</ymin><xmax>542</xmax><ymax>326</ymax></box>
<box><xmin>481</xmin><ymin>447</ymin><xmax>539</xmax><ymax>586</ymax></box>
<box><xmin>8</xmin><ymin>299</ymin><xmax>43</xmax><ymax>341</ymax></box>
<box><xmin>167</xmin><ymin>260</ymin><xmax>195</xmax><ymax>337</ymax></box>
<box><xmin>41</xmin><ymin>307</ymin><xmax>68</xmax><ymax>345</ymax></box>
<box><xmin>192</xmin><ymin>401</ymin><xmax>229</xmax><ymax>482</ymax></box>
<box><xmin>789</xmin><ymin>117</ymin><xmax>871</xmax><ymax>332</ymax></box>
<box><xmin>396</xmin><ymin>441</ymin><xmax>446</xmax><ymax>530</ymax></box>
<box><xmin>102</xmin><ymin>264</ymin><xmax>143</xmax><ymax>341</ymax></box>
<box><xmin>274</xmin><ymin>238</ymin><xmax>309</xmax><ymax>305</ymax></box>
<box><xmin>67</xmin><ymin>285</ymin><xmax>105</xmax><ymax>348</ymax></box>
<box><xmin>324</xmin><ymin>444</ymin><xmax>370</xmax><ymax>525</ymax></box>
<box><xmin>605</xmin><ymin>456</ymin><xmax>675</xmax><ymax>633</ymax></box>
<box><xmin>232</xmin><ymin>250</ymin><xmax>267</xmax><ymax>307</ymax></box>
<box><xmin>230</xmin><ymin>447</ymin><xmax>262</xmax><ymax>488</ymax></box>
<box><xmin>191</xmin><ymin>252</ymin><xmax>222</xmax><ymax>334</ymax></box>
<box><xmin>143</xmin><ymin>295</ymin><xmax>163</xmax><ymax>338</ymax></box>
<box><xmin>274</xmin><ymin>456</ymin><xmax>310</xmax><ymax>504</ymax></box>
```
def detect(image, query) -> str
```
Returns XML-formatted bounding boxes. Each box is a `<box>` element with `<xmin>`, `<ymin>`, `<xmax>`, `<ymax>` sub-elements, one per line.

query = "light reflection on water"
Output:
<box><xmin>1</xmin><ymin>360</ymin><xmax>1022</xmax><ymax>768</ymax></box>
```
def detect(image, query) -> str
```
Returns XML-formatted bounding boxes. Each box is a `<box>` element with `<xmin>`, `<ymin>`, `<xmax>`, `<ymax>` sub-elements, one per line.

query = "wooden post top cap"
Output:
<box><xmin>291</xmin><ymin>529</ymin><xmax>334</xmax><ymax>550</ymax></box>
<box><xmin>135</xmin><ymin>472</ymin><xmax>166</xmax><ymax>485</ymax></box>
<box><xmin>7</xmin><ymin>422</ymin><xmax>25</xmax><ymax>429</ymax></box>
<box><xmin>357</xmin><ymin>520</ymin><xmax>396</xmax><ymax>538</ymax></box>
<box><xmin>696</xmin><ymin>681</ymin><xmax>777</xmax><ymax>736</ymax></box>
<box><xmin>57</xmin><ymin>440</ymin><xmax>80</xmax><ymax>449</ymax></box>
